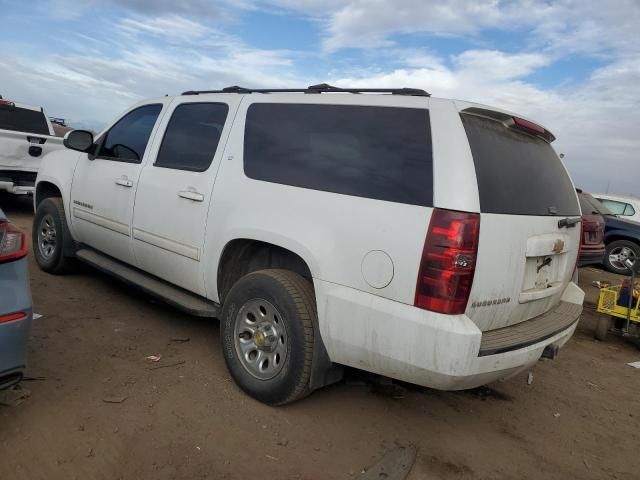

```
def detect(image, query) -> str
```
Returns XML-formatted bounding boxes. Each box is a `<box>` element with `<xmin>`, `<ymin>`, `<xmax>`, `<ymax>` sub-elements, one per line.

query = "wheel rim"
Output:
<box><xmin>233</xmin><ymin>298</ymin><xmax>288</xmax><ymax>380</ymax></box>
<box><xmin>37</xmin><ymin>214</ymin><xmax>57</xmax><ymax>260</ymax></box>
<box><xmin>609</xmin><ymin>246</ymin><xmax>637</xmax><ymax>271</ymax></box>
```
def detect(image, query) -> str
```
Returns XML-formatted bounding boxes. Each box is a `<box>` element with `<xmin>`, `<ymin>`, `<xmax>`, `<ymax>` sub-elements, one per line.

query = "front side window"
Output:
<box><xmin>598</xmin><ymin>199</ymin><xmax>626</xmax><ymax>215</ymax></box>
<box><xmin>97</xmin><ymin>104</ymin><xmax>162</xmax><ymax>162</ymax></box>
<box><xmin>155</xmin><ymin>102</ymin><xmax>229</xmax><ymax>172</ymax></box>
<box><xmin>244</xmin><ymin>103</ymin><xmax>433</xmax><ymax>207</ymax></box>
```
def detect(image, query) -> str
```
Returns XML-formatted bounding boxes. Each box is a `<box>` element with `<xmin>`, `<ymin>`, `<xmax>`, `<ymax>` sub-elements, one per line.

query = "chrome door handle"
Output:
<box><xmin>115</xmin><ymin>177</ymin><xmax>133</xmax><ymax>187</ymax></box>
<box><xmin>178</xmin><ymin>190</ymin><xmax>204</xmax><ymax>202</ymax></box>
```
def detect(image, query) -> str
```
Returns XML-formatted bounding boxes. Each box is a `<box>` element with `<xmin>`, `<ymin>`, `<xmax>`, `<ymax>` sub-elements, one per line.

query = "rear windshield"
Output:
<box><xmin>244</xmin><ymin>103</ymin><xmax>433</xmax><ymax>207</ymax></box>
<box><xmin>461</xmin><ymin>113</ymin><xmax>580</xmax><ymax>216</ymax></box>
<box><xmin>0</xmin><ymin>104</ymin><xmax>49</xmax><ymax>135</ymax></box>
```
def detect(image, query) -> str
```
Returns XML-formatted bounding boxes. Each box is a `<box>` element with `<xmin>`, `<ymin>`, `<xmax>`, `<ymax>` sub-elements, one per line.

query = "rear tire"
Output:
<box><xmin>603</xmin><ymin>240</ymin><xmax>639</xmax><ymax>275</ymax></box>
<box><xmin>220</xmin><ymin>269</ymin><xmax>316</xmax><ymax>405</ymax></box>
<box><xmin>32</xmin><ymin>197</ymin><xmax>75</xmax><ymax>274</ymax></box>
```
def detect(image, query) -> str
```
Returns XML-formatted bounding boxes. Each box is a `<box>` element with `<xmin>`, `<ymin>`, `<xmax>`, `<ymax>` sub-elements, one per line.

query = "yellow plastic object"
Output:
<box><xmin>596</xmin><ymin>285</ymin><xmax>640</xmax><ymax>323</ymax></box>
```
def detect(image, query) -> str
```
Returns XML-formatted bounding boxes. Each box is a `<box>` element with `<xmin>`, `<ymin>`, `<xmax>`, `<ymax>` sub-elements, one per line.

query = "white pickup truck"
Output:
<box><xmin>0</xmin><ymin>97</ymin><xmax>65</xmax><ymax>195</ymax></box>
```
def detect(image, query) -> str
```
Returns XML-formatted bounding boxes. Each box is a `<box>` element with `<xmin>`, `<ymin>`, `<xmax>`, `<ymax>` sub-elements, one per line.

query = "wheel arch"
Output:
<box><xmin>215</xmin><ymin>237</ymin><xmax>342</xmax><ymax>390</ymax></box>
<box><xmin>604</xmin><ymin>232</ymin><xmax>640</xmax><ymax>246</ymax></box>
<box><xmin>35</xmin><ymin>180</ymin><xmax>63</xmax><ymax>207</ymax></box>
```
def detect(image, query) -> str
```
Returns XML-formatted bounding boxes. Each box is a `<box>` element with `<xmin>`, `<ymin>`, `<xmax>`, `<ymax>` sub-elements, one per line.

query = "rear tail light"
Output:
<box><xmin>0</xmin><ymin>222</ymin><xmax>28</xmax><ymax>264</ymax></box>
<box><xmin>0</xmin><ymin>98</ymin><xmax>15</xmax><ymax>107</ymax></box>
<box><xmin>415</xmin><ymin>209</ymin><xmax>480</xmax><ymax>315</ymax></box>
<box><xmin>0</xmin><ymin>312</ymin><xmax>27</xmax><ymax>324</ymax></box>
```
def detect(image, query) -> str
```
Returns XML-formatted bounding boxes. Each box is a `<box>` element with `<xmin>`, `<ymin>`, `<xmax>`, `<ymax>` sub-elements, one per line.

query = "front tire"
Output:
<box><xmin>603</xmin><ymin>240</ymin><xmax>639</xmax><ymax>275</ymax></box>
<box><xmin>32</xmin><ymin>197</ymin><xmax>75</xmax><ymax>274</ymax></box>
<box><xmin>221</xmin><ymin>269</ymin><xmax>316</xmax><ymax>405</ymax></box>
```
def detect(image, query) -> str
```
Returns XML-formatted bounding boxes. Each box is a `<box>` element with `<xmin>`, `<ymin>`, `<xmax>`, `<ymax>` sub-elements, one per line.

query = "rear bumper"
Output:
<box><xmin>0</xmin><ymin>311</ymin><xmax>32</xmax><ymax>387</ymax></box>
<box><xmin>0</xmin><ymin>258</ymin><xmax>33</xmax><ymax>384</ymax></box>
<box><xmin>316</xmin><ymin>280</ymin><xmax>583</xmax><ymax>390</ymax></box>
<box><xmin>0</xmin><ymin>180</ymin><xmax>34</xmax><ymax>195</ymax></box>
<box><xmin>578</xmin><ymin>249</ymin><xmax>605</xmax><ymax>267</ymax></box>
<box><xmin>0</xmin><ymin>170</ymin><xmax>37</xmax><ymax>194</ymax></box>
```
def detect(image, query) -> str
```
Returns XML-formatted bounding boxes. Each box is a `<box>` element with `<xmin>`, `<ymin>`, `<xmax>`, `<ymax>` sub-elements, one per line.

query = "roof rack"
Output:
<box><xmin>181</xmin><ymin>83</ymin><xmax>430</xmax><ymax>97</ymax></box>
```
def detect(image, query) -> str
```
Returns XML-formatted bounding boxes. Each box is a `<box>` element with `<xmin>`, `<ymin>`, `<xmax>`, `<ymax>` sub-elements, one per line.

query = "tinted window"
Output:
<box><xmin>0</xmin><ymin>105</ymin><xmax>49</xmax><ymax>135</ymax></box>
<box><xmin>97</xmin><ymin>104</ymin><xmax>162</xmax><ymax>162</ymax></box>
<box><xmin>598</xmin><ymin>199</ymin><xmax>626</xmax><ymax>215</ymax></box>
<box><xmin>578</xmin><ymin>193</ymin><xmax>596</xmax><ymax>214</ymax></box>
<box><xmin>244</xmin><ymin>103</ymin><xmax>432</xmax><ymax>207</ymax></box>
<box><xmin>461</xmin><ymin>114</ymin><xmax>579</xmax><ymax>216</ymax></box>
<box><xmin>578</xmin><ymin>192</ymin><xmax>612</xmax><ymax>215</ymax></box>
<box><xmin>583</xmin><ymin>194</ymin><xmax>614</xmax><ymax>215</ymax></box>
<box><xmin>155</xmin><ymin>103</ymin><xmax>228</xmax><ymax>171</ymax></box>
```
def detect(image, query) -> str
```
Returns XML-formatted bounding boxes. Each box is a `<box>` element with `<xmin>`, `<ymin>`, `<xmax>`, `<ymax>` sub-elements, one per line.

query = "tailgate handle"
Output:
<box><xmin>558</xmin><ymin>217</ymin><xmax>580</xmax><ymax>229</ymax></box>
<box><xmin>27</xmin><ymin>136</ymin><xmax>47</xmax><ymax>144</ymax></box>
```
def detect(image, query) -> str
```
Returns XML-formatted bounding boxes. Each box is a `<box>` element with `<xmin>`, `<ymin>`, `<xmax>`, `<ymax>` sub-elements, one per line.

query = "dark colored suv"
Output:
<box><xmin>576</xmin><ymin>189</ymin><xmax>606</xmax><ymax>267</ymax></box>
<box><xmin>579</xmin><ymin>191</ymin><xmax>640</xmax><ymax>274</ymax></box>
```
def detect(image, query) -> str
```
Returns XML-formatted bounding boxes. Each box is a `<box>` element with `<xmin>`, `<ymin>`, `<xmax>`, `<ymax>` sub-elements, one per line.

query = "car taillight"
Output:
<box><xmin>0</xmin><ymin>222</ymin><xmax>28</xmax><ymax>264</ymax></box>
<box><xmin>0</xmin><ymin>312</ymin><xmax>27</xmax><ymax>324</ymax></box>
<box><xmin>415</xmin><ymin>209</ymin><xmax>480</xmax><ymax>315</ymax></box>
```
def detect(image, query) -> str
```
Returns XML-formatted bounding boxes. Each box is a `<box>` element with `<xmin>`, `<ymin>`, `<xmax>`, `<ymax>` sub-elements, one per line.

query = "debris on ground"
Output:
<box><xmin>147</xmin><ymin>360</ymin><xmax>186</xmax><ymax>370</ymax></box>
<box><xmin>22</xmin><ymin>376</ymin><xmax>47</xmax><ymax>382</ymax></box>
<box><xmin>170</xmin><ymin>337</ymin><xmax>190</xmax><ymax>343</ymax></box>
<box><xmin>553</xmin><ymin>413</ymin><xmax>561</xmax><ymax>418</ymax></box>
<box><xmin>358</xmin><ymin>445</ymin><xmax>417</xmax><ymax>480</ymax></box>
<box><xmin>627</xmin><ymin>360</ymin><xmax>640</xmax><ymax>368</ymax></box>
<box><xmin>102</xmin><ymin>395</ymin><xmax>127</xmax><ymax>404</ymax></box>
<box><xmin>33</xmin><ymin>313</ymin><xmax>43</xmax><ymax>320</ymax></box>
<box><xmin>591</xmin><ymin>281</ymin><xmax>611</xmax><ymax>289</ymax></box>
<box><xmin>527</xmin><ymin>372</ymin><xmax>534</xmax><ymax>385</ymax></box>
<box><xmin>0</xmin><ymin>386</ymin><xmax>31</xmax><ymax>407</ymax></box>
<box><xmin>145</xmin><ymin>354</ymin><xmax>162</xmax><ymax>362</ymax></box>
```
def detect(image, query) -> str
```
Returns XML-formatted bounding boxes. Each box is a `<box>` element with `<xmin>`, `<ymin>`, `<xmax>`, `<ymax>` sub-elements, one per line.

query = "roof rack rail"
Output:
<box><xmin>181</xmin><ymin>83</ymin><xmax>430</xmax><ymax>97</ymax></box>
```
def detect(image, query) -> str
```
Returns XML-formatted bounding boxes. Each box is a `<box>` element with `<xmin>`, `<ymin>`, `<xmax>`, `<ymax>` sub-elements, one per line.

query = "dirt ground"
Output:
<box><xmin>1</xmin><ymin>193</ymin><xmax>639</xmax><ymax>480</ymax></box>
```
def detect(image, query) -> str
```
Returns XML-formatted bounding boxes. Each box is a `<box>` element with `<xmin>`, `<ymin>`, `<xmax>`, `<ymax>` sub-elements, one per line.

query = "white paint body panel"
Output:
<box><xmin>36</xmin><ymin>92</ymin><xmax>585</xmax><ymax>391</ymax></box>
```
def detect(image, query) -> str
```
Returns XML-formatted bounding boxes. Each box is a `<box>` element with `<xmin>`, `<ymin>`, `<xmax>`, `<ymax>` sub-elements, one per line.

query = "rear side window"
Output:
<box><xmin>244</xmin><ymin>103</ymin><xmax>433</xmax><ymax>207</ymax></box>
<box><xmin>598</xmin><ymin>199</ymin><xmax>626</xmax><ymax>215</ymax></box>
<box><xmin>0</xmin><ymin>105</ymin><xmax>49</xmax><ymax>135</ymax></box>
<box><xmin>155</xmin><ymin>103</ymin><xmax>229</xmax><ymax>172</ymax></box>
<box><xmin>462</xmin><ymin>114</ymin><xmax>580</xmax><ymax>216</ymax></box>
<box><xmin>97</xmin><ymin>104</ymin><xmax>162</xmax><ymax>163</ymax></box>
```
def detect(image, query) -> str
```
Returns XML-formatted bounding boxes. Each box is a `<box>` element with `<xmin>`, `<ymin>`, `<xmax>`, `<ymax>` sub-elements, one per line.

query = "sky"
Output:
<box><xmin>0</xmin><ymin>0</ymin><xmax>638</xmax><ymax>195</ymax></box>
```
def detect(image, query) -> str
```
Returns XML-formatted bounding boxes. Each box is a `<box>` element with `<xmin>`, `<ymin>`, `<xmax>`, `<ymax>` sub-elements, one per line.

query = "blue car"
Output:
<box><xmin>0</xmin><ymin>208</ymin><xmax>32</xmax><ymax>389</ymax></box>
<box><xmin>585</xmin><ymin>196</ymin><xmax>640</xmax><ymax>275</ymax></box>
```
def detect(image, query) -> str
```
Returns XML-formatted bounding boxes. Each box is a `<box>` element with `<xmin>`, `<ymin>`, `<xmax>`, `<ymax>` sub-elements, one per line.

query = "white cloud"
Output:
<box><xmin>2</xmin><ymin>1</ymin><xmax>638</xmax><ymax>195</ymax></box>
<box><xmin>0</xmin><ymin>13</ymin><xmax>300</xmax><ymax>130</ymax></box>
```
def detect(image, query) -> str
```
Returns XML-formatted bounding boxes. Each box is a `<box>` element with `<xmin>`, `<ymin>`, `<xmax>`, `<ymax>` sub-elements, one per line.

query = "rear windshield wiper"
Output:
<box><xmin>558</xmin><ymin>217</ymin><xmax>581</xmax><ymax>229</ymax></box>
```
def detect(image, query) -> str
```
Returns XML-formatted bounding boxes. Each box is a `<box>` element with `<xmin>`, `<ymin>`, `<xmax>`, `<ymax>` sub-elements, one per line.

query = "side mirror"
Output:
<box><xmin>63</xmin><ymin>130</ymin><xmax>94</xmax><ymax>153</ymax></box>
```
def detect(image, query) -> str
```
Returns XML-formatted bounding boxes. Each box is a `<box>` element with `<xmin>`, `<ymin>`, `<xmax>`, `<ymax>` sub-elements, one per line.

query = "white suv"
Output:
<box><xmin>32</xmin><ymin>84</ymin><xmax>584</xmax><ymax>405</ymax></box>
